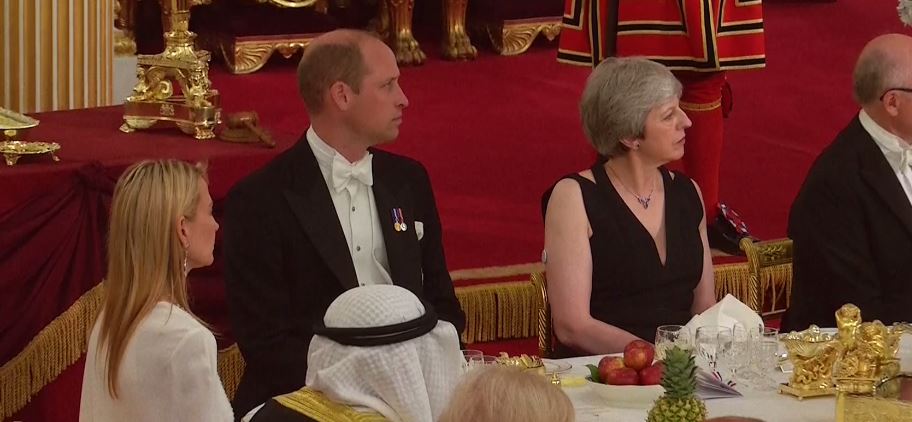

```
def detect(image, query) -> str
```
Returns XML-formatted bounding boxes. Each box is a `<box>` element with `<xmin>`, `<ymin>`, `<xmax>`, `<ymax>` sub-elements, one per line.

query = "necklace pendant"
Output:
<box><xmin>637</xmin><ymin>197</ymin><xmax>651</xmax><ymax>209</ymax></box>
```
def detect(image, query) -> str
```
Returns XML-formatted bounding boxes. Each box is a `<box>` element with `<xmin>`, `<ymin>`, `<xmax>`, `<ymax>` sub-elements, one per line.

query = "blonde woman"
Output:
<box><xmin>438</xmin><ymin>366</ymin><xmax>575</xmax><ymax>422</ymax></box>
<box><xmin>79</xmin><ymin>160</ymin><xmax>231</xmax><ymax>421</ymax></box>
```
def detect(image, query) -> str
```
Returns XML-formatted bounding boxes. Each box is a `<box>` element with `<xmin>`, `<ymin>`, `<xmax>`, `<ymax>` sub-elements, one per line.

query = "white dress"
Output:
<box><xmin>80</xmin><ymin>302</ymin><xmax>233</xmax><ymax>422</ymax></box>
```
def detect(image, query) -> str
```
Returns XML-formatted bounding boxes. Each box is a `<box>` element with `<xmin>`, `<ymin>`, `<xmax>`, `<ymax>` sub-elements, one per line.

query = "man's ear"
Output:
<box><xmin>328</xmin><ymin>81</ymin><xmax>353</xmax><ymax>111</ymax></box>
<box><xmin>884</xmin><ymin>93</ymin><xmax>901</xmax><ymax>117</ymax></box>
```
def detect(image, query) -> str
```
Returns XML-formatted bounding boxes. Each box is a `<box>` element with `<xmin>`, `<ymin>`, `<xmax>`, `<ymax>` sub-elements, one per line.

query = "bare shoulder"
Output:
<box><xmin>578</xmin><ymin>169</ymin><xmax>595</xmax><ymax>183</ymax></box>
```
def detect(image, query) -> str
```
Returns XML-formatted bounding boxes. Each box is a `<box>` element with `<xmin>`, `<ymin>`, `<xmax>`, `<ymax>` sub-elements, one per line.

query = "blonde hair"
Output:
<box><xmin>439</xmin><ymin>366</ymin><xmax>575</xmax><ymax>422</ymax></box>
<box><xmin>96</xmin><ymin>159</ymin><xmax>207</xmax><ymax>398</ymax></box>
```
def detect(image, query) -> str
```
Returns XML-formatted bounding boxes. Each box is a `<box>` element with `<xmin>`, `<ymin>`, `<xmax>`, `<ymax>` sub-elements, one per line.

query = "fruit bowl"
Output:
<box><xmin>586</xmin><ymin>379</ymin><xmax>664</xmax><ymax>408</ymax></box>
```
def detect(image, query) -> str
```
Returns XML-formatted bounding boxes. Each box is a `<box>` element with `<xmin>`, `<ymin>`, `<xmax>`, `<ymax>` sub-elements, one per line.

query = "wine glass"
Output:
<box><xmin>655</xmin><ymin>325</ymin><xmax>692</xmax><ymax>360</ymax></box>
<box><xmin>461</xmin><ymin>349</ymin><xmax>483</xmax><ymax>374</ymax></box>
<box><xmin>695</xmin><ymin>325</ymin><xmax>733</xmax><ymax>374</ymax></box>
<box><xmin>718</xmin><ymin>323</ymin><xmax>750</xmax><ymax>386</ymax></box>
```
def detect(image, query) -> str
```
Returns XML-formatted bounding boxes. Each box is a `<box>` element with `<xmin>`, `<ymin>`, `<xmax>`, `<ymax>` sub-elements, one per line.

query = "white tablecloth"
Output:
<box><xmin>554</xmin><ymin>333</ymin><xmax>912</xmax><ymax>422</ymax></box>
<box><xmin>554</xmin><ymin>355</ymin><xmax>834</xmax><ymax>422</ymax></box>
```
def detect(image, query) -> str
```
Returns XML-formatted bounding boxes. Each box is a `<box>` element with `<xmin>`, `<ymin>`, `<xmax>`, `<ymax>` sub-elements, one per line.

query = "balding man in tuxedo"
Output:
<box><xmin>784</xmin><ymin>34</ymin><xmax>912</xmax><ymax>331</ymax></box>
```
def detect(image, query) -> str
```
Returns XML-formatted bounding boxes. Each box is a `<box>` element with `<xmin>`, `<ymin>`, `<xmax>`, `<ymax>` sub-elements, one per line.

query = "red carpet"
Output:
<box><xmin>207</xmin><ymin>1</ymin><xmax>909</xmax><ymax>271</ymax></box>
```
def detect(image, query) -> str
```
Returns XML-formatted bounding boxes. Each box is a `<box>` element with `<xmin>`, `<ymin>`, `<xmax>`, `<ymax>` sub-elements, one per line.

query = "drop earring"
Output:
<box><xmin>182</xmin><ymin>246</ymin><xmax>190</xmax><ymax>276</ymax></box>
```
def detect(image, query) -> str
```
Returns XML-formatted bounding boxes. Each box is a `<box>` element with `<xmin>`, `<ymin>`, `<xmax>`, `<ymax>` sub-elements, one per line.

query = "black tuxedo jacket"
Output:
<box><xmin>222</xmin><ymin>137</ymin><xmax>465</xmax><ymax>417</ymax></box>
<box><xmin>782</xmin><ymin>116</ymin><xmax>912</xmax><ymax>331</ymax></box>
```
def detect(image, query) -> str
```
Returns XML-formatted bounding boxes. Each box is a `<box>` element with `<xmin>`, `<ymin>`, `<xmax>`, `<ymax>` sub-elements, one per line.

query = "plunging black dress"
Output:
<box><xmin>543</xmin><ymin>163</ymin><xmax>704</xmax><ymax>357</ymax></box>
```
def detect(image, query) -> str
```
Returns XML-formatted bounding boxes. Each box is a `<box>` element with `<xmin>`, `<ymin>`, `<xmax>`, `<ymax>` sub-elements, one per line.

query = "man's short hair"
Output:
<box><xmin>297</xmin><ymin>32</ymin><xmax>374</xmax><ymax>113</ymax></box>
<box><xmin>579</xmin><ymin>57</ymin><xmax>682</xmax><ymax>158</ymax></box>
<box><xmin>853</xmin><ymin>48</ymin><xmax>902</xmax><ymax>105</ymax></box>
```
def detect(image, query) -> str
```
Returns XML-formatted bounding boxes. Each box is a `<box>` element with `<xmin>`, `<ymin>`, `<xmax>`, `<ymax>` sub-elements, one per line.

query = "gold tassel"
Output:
<box><xmin>216</xmin><ymin>344</ymin><xmax>245</xmax><ymax>402</ymax></box>
<box><xmin>455</xmin><ymin>280</ymin><xmax>539</xmax><ymax>344</ymax></box>
<box><xmin>759</xmin><ymin>263</ymin><xmax>792</xmax><ymax>315</ymax></box>
<box><xmin>712</xmin><ymin>262</ymin><xmax>753</xmax><ymax>310</ymax></box>
<box><xmin>0</xmin><ymin>282</ymin><xmax>105</xmax><ymax>420</ymax></box>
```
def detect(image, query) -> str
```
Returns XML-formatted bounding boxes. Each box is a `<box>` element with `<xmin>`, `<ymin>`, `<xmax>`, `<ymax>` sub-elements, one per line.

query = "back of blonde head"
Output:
<box><xmin>438</xmin><ymin>366</ymin><xmax>575</xmax><ymax>422</ymax></box>
<box><xmin>97</xmin><ymin>159</ymin><xmax>206</xmax><ymax>398</ymax></box>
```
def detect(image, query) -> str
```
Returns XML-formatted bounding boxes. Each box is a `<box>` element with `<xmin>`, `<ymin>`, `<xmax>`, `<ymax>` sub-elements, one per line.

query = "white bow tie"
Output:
<box><xmin>332</xmin><ymin>153</ymin><xmax>373</xmax><ymax>193</ymax></box>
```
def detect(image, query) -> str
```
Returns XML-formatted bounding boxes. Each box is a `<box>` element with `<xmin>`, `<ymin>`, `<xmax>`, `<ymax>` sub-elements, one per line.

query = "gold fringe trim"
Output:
<box><xmin>712</xmin><ymin>262</ymin><xmax>754</xmax><ymax>311</ymax></box>
<box><xmin>759</xmin><ymin>263</ymin><xmax>793</xmax><ymax>317</ymax></box>
<box><xmin>454</xmin><ymin>280</ymin><xmax>539</xmax><ymax>344</ymax></box>
<box><xmin>216</xmin><ymin>343</ymin><xmax>245</xmax><ymax>402</ymax></box>
<box><xmin>274</xmin><ymin>388</ymin><xmax>388</xmax><ymax>422</ymax></box>
<box><xmin>0</xmin><ymin>261</ymin><xmax>766</xmax><ymax>418</ymax></box>
<box><xmin>0</xmin><ymin>283</ymin><xmax>106</xmax><ymax>420</ymax></box>
<box><xmin>679</xmin><ymin>98</ymin><xmax>722</xmax><ymax>112</ymax></box>
<box><xmin>450</xmin><ymin>262</ymin><xmax>544</xmax><ymax>281</ymax></box>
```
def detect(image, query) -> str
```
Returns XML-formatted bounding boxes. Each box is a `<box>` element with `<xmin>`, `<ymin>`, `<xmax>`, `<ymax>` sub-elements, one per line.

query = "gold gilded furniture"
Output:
<box><xmin>468</xmin><ymin>0</ymin><xmax>561</xmax><ymax>55</ymax></box>
<box><xmin>740</xmin><ymin>237</ymin><xmax>793</xmax><ymax>319</ymax></box>
<box><xmin>120</xmin><ymin>0</ymin><xmax>221</xmax><ymax>140</ymax></box>
<box><xmin>120</xmin><ymin>0</ymin><xmax>478</xmax><ymax>73</ymax></box>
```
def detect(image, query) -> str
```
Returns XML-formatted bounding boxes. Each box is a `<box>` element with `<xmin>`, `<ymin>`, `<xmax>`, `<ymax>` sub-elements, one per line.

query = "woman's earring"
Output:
<box><xmin>182</xmin><ymin>246</ymin><xmax>190</xmax><ymax>276</ymax></box>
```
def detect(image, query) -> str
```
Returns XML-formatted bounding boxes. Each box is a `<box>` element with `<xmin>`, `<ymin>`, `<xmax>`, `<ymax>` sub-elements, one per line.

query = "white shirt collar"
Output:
<box><xmin>306</xmin><ymin>126</ymin><xmax>340</xmax><ymax>178</ymax></box>
<box><xmin>859</xmin><ymin>110</ymin><xmax>912</xmax><ymax>170</ymax></box>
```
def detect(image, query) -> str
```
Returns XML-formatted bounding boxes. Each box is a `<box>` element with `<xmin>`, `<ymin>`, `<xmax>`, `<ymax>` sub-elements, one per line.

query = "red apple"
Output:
<box><xmin>638</xmin><ymin>362</ymin><xmax>664</xmax><ymax>385</ymax></box>
<box><xmin>598</xmin><ymin>356</ymin><xmax>625</xmax><ymax>382</ymax></box>
<box><xmin>623</xmin><ymin>340</ymin><xmax>655</xmax><ymax>370</ymax></box>
<box><xmin>604</xmin><ymin>367</ymin><xmax>640</xmax><ymax>385</ymax></box>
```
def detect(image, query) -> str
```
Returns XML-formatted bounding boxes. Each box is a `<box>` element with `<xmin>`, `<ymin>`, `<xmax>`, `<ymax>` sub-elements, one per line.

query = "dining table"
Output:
<box><xmin>551</xmin><ymin>332</ymin><xmax>912</xmax><ymax>422</ymax></box>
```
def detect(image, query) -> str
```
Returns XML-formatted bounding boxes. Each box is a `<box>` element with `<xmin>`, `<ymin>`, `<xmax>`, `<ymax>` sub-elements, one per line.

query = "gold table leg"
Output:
<box><xmin>442</xmin><ymin>0</ymin><xmax>476</xmax><ymax>60</ymax></box>
<box><xmin>382</xmin><ymin>0</ymin><xmax>425</xmax><ymax>65</ymax></box>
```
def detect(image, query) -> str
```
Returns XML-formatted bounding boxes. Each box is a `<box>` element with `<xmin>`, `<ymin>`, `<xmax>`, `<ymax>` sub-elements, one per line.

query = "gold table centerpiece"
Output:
<box><xmin>779</xmin><ymin>325</ymin><xmax>841</xmax><ymax>398</ymax></box>
<box><xmin>120</xmin><ymin>0</ymin><xmax>221</xmax><ymax>140</ymax></box>
<box><xmin>780</xmin><ymin>304</ymin><xmax>912</xmax><ymax>419</ymax></box>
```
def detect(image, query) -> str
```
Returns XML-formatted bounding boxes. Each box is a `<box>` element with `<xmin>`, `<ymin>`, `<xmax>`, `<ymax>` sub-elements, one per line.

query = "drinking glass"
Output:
<box><xmin>717</xmin><ymin>323</ymin><xmax>750</xmax><ymax>386</ymax></box>
<box><xmin>745</xmin><ymin>327</ymin><xmax>780</xmax><ymax>389</ymax></box>
<box><xmin>461</xmin><ymin>349</ymin><xmax>483</xmax><ymax>374</ymax></box>
<box><xmin>695</xmin><ymin>325</ymin><xmax>733</xmax><ymax>374</ymax></box>
<box><xmin>655</xmin><ymin>325</ymin><xmax>692</xmax><ymax>360</ymax></box>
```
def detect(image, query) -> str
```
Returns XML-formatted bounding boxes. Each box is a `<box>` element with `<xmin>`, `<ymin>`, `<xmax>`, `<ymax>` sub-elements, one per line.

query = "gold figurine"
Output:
<box><xmin>120</xmin><ymin>0</ymin><xmax>220</xmax><ymax>140</ymax></box>
<box><xmin>780</xmin><ymin>325</ymin><xmax>841</xmax><ymax>398</ymax></box>
<box><xmin>780</xmin><ymin>304</ymin><xmax>912</xmax><ymax>420</ymax></box>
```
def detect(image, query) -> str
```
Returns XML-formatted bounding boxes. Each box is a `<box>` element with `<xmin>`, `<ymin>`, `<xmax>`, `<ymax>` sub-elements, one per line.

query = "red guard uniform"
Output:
<box><xmin>558</xmin><ymin>0</ymin><xmax>765</xmax><ymax>221</ymax></box>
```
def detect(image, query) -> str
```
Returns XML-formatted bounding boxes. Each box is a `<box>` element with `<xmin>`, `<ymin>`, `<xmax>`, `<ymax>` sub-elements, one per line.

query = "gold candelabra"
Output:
<box><xmin>120</xmin><ymin>0</ymin><xmax>220</xmax><ymax>140</ymax></box>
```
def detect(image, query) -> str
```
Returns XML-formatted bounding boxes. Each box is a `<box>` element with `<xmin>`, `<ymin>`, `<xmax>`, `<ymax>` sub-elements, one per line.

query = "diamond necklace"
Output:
<box><xmin>606</xmin><ymin>163</ymin><xmax>656</xmax><ymax>209</ymax></box>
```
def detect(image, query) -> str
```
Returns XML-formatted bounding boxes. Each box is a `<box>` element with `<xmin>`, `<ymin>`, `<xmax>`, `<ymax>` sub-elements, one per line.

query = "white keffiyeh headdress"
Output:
<box><xmin>305</xmin><ymin>285</ymin><xmax>462</xmax><ymax>422</ymax></box>
<box><xmin>900</xmin><ymin>0</ymin><xmax>912</xmax><ymax>26</ymax></box>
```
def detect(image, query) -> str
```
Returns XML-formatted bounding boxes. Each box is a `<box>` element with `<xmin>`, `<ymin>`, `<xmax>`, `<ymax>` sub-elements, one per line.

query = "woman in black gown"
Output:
<box><xmin>543</xmin><ymin>57</ymin><xmax>716</xmax><ymax>357</ymax></box>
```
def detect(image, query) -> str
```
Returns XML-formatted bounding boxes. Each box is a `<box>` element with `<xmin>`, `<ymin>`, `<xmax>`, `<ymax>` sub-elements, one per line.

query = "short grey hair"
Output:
<box><xmin>853</xmin><ymin>48</ymin><xmax>902</xmax><ymax>105</ymax></box>
<box><xmin>579</xmin><ymin>57</ymin><xmax>682</xmax><ymax>157</ymax></box>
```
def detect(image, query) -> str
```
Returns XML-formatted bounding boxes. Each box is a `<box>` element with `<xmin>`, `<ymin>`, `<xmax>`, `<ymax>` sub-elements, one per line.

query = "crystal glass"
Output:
<box><xmin>695</xmin><ymin>325</ymin><xmax>733</xmax><ymax>374</ymax></box>
<box><xmin>749</xmin><ymin>327</ymin><xmax>780</xmax><ymax>390</ymax></box>
<box><xmin>717</xmin><ymin>323</ymin><xmax>750</xmax><ymax>387</ymax></box>
<box><xmin>461</xmin><ymin>349</ymin><xmax>483</xmax><ymax>374</ymax></box>
<box><xmin>655</xmin><ymin>325</ymin><xmax>692</xmax><ymax>361</ymax></box>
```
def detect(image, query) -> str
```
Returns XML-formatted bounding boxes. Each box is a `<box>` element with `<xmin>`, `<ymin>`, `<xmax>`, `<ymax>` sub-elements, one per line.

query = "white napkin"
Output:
<box><xmin>899</xmin><ymin>333</ymin><xmax>912</xmax><ymax>371</ymax></box>
<box><xmin>683</xmin><ymin>294</ymin><xmax>764</xmax><ymax>334</ymax></box>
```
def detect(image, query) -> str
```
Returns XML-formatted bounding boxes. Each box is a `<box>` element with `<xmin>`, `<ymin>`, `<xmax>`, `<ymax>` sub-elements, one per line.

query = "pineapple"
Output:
<box><xmin>647</xmin><ymin>346</ymin><xmax>707</xmax><ymax>422</ymax></box>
